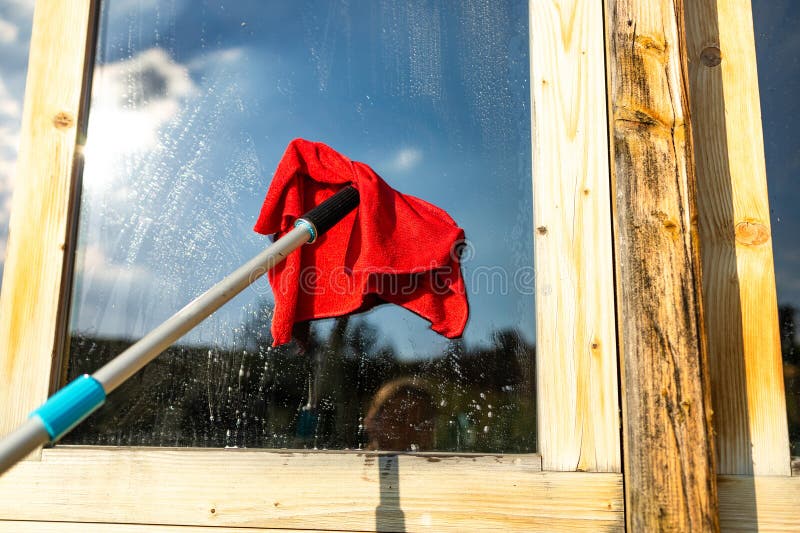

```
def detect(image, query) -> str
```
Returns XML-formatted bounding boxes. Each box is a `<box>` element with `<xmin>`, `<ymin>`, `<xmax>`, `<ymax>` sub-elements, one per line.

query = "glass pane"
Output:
<box><xmin>752</xmin><ymin>0</ymin><xmax>800</xmax><ymax>456</ymax></box>
<box><xmin>64</xmin><ymin>0</ymin><xmax>534</xmax><ymax>452</ymax></box>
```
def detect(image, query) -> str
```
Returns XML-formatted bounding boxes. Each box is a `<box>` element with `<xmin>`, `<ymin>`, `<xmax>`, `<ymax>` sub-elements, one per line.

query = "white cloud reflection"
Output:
<box><xmin>384</xmin><ymin>146</ymin><xmax>423</xmax><ymax>174</ymax></box>
<box><xmin>82</xmin><ymin>48</ymin><xmax>196</xmax><ymax>193</ymax></box>
<box><xmin>0</xmin><ymin>79</ymin><xmax>20</xmax><ymax>118</ymax></box>
<box><xmin>75</xmin><ymin>47</ymin><xmax>200</xmax><ymax>336</ymax></box>
<box><xmin>78</xmin><ymin>243</ymin><xmax>150</xmax><ymax>287</ymax></box>
<box><xmin>0</xmin><ymin>18</ymin><xmax>18</xmax><ymax>44</ymax></box>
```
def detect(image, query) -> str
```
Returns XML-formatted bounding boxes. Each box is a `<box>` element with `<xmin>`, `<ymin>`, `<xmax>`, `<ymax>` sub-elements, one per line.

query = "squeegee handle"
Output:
<box><xmin>0</xmin><ymin>185</ymin><xmax>359</xmax><ymax>476</ymax></box>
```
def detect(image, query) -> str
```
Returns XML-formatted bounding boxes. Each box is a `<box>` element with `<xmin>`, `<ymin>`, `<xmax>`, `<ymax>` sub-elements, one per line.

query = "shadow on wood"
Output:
<box><xmin>376</xmin><ymin>455</ymin><xmax>406</xmax><ymax>533</ymax></box>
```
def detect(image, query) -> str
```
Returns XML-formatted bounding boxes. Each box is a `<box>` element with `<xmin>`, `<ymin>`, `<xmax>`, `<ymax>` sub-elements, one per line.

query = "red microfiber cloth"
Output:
<box><xmin>254</xmin><ymin>139</ymin><xmax>469</xmax><ymax>346</ymax></box>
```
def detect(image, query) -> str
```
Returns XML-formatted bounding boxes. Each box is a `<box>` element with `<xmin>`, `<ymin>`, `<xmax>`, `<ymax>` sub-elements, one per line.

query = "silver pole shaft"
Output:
<box><xmin>93</xmin><ymin>225</ymin><xmax>309</xmax><ymax>393</ymax></box>
<box><xmin>0</xmin><ymin>418</ymin><xmax>50</xmax><ymax>475</ymax></box>
<box><xmin>0</xmin><ymin>226</ymin><xmax>308</xmax><ymax>477</ymax></box>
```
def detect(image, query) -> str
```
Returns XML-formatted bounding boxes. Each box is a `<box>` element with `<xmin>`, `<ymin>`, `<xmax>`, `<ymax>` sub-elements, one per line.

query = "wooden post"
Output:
<box><xmin>0</xmin><ymin>0</ymin><xmax>96</xmax><ymax>442</ymax></box>
<box><xmin>530</xmin><ymin>0</ymin><xmax>620</xmax><ymax>473</ymax></box>
<box><xmin>685</xmin><ymin>0</ymin><xmax>791</xmax><ymax>476</ymax></box>
<box><xmin>605</xmin><ymin>0</ymin><xmax>720</xmax><ymax>530</ymax></box>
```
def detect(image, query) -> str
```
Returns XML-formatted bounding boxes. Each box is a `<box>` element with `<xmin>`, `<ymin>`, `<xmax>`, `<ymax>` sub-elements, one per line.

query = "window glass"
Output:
<box><xmin>752</xmin><ymin>0</ymin><xmax>800</xmax><ymax>456</ymax></box>
<box><xmin>64</xmin><ymin>0</ymin><xmax>535</xmax><ymax>452</ymax></box>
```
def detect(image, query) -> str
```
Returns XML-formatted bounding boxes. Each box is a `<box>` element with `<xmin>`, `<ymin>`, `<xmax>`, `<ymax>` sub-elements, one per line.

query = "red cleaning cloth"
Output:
<box><xmin>254</xmin><ymin>139</ymin><xmax>469</xmax><ymax>346</ymax></box>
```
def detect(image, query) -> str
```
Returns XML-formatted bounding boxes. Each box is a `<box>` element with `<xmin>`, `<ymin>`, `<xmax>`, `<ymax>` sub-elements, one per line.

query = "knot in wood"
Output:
<box><xmin>53</xmin><ymin>111</ymin><xmax>75</xmax><ymax>130</ymax></box>
<box><xmin>653</xmin><ymin>211</ymin><xmax>680</xmax><ymax>240</ymax></box>
<box><xmin>634</xmin><ymin>34</ymin><xmax>667</xmax><ymax>57</ymax></box>
<box><xmin>700</xmin><ymin>46</ymin><xmax>722</xmax><ymax>67</ymax></box>
<box><xmin>734</xmin><ymin>221</ymin><xmax>769</xmax><ymax>246</ymax></box>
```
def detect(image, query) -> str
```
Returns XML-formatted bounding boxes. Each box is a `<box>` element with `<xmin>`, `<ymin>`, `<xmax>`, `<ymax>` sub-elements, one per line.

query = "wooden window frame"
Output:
<box><xmin>0</xmin><ymin>0</ymin><xmax>795</xmax><ymax>531</ymax></box>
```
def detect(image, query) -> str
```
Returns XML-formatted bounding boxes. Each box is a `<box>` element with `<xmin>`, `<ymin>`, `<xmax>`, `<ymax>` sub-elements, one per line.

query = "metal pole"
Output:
<box><xmin>0</xmin><ymin>184</ymin><xmax>359</xmax><ymax>477</ymax></box>
<box><xmin>93</xmin><ymin>225</ymin><xmax>309</xmax><ymax>393</ymax></box>
<box><xmin>0</xmin><ymin>419</ymin><xmax>50</xmax><ymax>475</ymax></box>
<box><xmin>0</xmin><ymin>226</ymin><xmax>309</xmax><ymax>476</ymax></box>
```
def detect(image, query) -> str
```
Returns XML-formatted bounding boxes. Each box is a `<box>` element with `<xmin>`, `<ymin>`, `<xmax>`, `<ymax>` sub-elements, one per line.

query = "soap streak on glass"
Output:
<box><xmin>64</xmin><ymin>0</ymin><xmax>535</xmax><ymax>453</ymax></box>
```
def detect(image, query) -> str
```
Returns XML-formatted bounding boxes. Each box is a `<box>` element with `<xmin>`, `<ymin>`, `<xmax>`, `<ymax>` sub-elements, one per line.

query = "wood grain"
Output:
<box><xmin>717</xmin><ymin>475</ymin><xmax>800</xmax><ymax>532</ymax></box>
<box><xmin>684</xmin><ymin>0</ymin><xmax>791</xmax><ymax>476</ymax></box>
<box><xmin>0</xmin><ymin>524</ymin><xmax>343</xmax><ymax>533</ymax></box>
<box><xmin>605</xmin><ymin>0</ymin><xmax>720</xmax><ymax>530</ymax></box>
<box><xmin>0</xmin><ymin>447</ymin><xmax>623</xmax><ymax>532</ymax></box>
<box><xmin>530</xmin><ymin>0</ymin><xmax>621</xmax><ymax>473</ymax></box>
<box><xmin>0</xmin><ymin>1</ymin><xmax>94</xmax><ymax>443</ymax></box>
<box><xmin>0</xmin><ymin>476</ymin><xmax>800</xmax><ymax>533</ymax></box>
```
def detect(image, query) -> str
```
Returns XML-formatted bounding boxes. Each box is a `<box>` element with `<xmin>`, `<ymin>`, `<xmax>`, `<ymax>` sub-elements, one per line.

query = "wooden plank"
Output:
<box><xmin>684</xmin><ymin>0</ymin><xmax>791</xmax><ymax>476</ymax></box>
<box><xmin>530</xmin><ymin>0</ymin><xmax>621</xmax><ymax>473</ymax></box>
<box><xmin>3</xmin><ymin>476</ymin><xmax>797</xmax><ymax>533</ymax></box>
<box><xmin>0</xmin><ymin>523</ymin><xmax>343</xmax><ymax>533</ymax></box>
<box><xmin>604</xmin><ymin>0</ymin><xmax>720</xmax><ymax>530</ymax></box>
<box><xmin>717</xmin><ymin>475</ymin><xmax>800</xmax><ymax>532</ymax></box>
<box><xmin>0</xmin><ymin>447</ymin><xmax>623</xmax><ymax>532</ymax></box>
<box><xmin>0</xmin><ymin>1</ymin><xmax>94</xmax><ymax>444</ymax></box>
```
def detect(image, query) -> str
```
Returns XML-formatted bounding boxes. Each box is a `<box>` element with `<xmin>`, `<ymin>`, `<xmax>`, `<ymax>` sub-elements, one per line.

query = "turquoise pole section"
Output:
<box><xmin>30</xmin><ymin>374</ymin><xmax>106</xmax><ymax>441</ymax></box>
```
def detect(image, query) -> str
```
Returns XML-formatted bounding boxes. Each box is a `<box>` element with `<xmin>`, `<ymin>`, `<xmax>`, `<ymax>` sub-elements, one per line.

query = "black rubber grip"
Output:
<box><xmin>300</xmin><ymin>185</ymin><xmax>360</xmax><ymax>238</ymax></box>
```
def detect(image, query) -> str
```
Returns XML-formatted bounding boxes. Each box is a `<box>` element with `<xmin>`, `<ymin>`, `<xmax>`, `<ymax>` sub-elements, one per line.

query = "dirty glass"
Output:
<box><xmin>752</xmin><ymin>0</ymin><xmax>800</xmax><ymax>456</ymax></box>
<box><xmin>63</xmin><ymin>0</ymin><xmax>534</xmax><ymax>452</ymax></box>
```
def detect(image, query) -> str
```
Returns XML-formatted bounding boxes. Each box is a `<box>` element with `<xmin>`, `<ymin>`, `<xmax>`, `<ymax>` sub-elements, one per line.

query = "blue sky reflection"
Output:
<box><xmin>69</xmin><ymin>0</ymin><xmax>534</xmax><ymax>359</ymax></box>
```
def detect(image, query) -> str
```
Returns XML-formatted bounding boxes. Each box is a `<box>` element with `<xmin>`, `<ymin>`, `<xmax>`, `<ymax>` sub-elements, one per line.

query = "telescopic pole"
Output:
<box><xmin>0</xmin><ymin>186</ymin><xmax>359</xmax><ymax>476</ymax></box>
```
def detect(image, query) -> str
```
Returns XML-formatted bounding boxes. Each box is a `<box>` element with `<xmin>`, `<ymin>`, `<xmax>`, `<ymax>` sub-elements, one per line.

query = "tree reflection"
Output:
<box><xmin>64</xmin><ymin>300</ymin><xmax>536</xmax><ymax>453</ymax></box>
<box><xmin>779</xmin><ymin>304</ymin><xmax>800</xmax><ymax>455</ymax></box>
